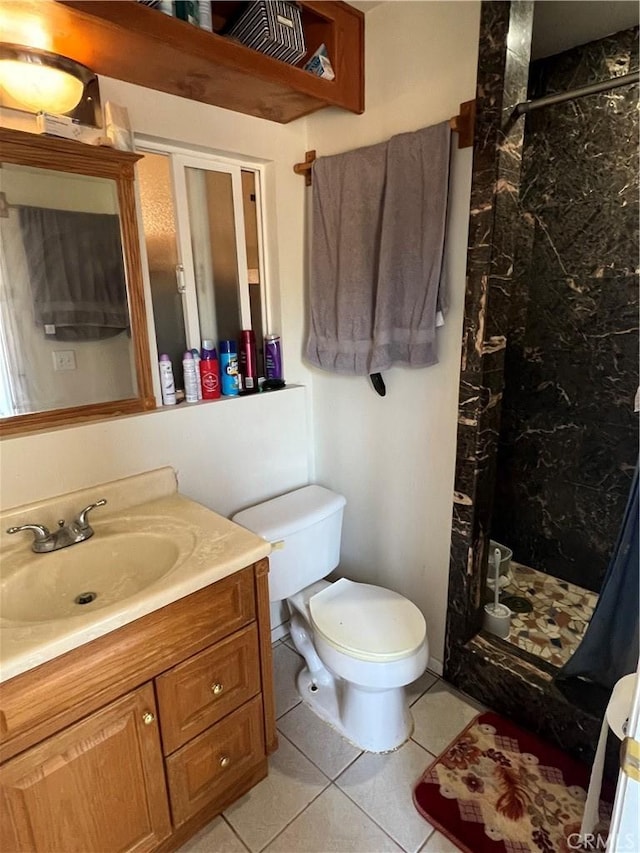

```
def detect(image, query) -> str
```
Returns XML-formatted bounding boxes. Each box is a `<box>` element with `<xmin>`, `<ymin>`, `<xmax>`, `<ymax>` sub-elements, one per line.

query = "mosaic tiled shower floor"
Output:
<box><xmin>495</xmin><ymin>563</ymin><xmax>598</xmax><ymax>668</ymax></box>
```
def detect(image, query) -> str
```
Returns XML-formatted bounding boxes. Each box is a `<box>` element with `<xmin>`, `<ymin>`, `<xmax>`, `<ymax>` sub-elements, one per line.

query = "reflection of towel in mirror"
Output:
<box><xmin>306</xmin><ymin>121</ymin><xmax>451</xmax><ymax>375</ymax></box>
<box><xmin>18</xmin><ymin>206</ymin><xmax>129</xmax><ymax>341</ymax></box>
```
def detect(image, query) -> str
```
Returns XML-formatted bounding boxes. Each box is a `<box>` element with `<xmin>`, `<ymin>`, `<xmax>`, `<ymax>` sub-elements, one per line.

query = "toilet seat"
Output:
<box><xmin>309</xmin><ymin>578</ymin><xmax>426</xmax><ymax>663</ymax></box>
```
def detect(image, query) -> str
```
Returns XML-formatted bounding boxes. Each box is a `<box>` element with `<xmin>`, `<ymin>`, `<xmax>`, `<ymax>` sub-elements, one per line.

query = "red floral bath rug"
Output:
<box><xmin>413</xmin><ymin>712</ymin><xmax>612</xmax><ymax>853</ymax></box>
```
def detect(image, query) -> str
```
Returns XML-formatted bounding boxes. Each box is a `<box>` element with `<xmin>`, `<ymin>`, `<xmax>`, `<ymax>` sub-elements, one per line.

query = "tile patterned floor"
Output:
<box><xmin>178</xmin><ymin>639</ymin><xmax>479</xmax><ymax>853</ymax></box>
<box><xmin>497</xmin><ymin>562</ymin><xmax>598</xmax><ymax>668</ymax></box>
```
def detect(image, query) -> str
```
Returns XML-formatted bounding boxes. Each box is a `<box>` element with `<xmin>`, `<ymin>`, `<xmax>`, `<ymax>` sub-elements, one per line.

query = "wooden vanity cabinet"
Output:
<box><xmin>0</xmin><ymin>559</ymin><xmax>277</xmax><ymax>853</ymax></box>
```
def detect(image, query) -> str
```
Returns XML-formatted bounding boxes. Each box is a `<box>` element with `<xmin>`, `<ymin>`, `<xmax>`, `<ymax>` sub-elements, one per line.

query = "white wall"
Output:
<box><xmin>1</xmin><ymin>82</ymin><xmax>314</xmax><ymax>520</ymax></box>
<box><xmin>305</xmin><ymin>1</ymin><xmax>481</xmax><ymax>671</ymax></box>
<box><xmin>1</xmin><ymin>2</ymin><xmax>480</xmax><ymax>661</ymax></box>
<box><xmin>0</xmin><ymin>387</ymin><xmax>309</xmax><ymax>516</ymax></box>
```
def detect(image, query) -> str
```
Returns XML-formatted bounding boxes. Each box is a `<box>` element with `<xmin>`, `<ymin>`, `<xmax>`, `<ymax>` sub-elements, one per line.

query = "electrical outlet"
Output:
<box><xmin>52</xmin><ymin>350</ymin><xmax>76</xmax><ymax>371</ymax></box>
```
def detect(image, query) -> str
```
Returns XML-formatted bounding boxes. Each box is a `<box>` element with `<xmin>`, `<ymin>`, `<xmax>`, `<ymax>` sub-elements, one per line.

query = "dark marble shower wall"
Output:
<box><xmin>492</xmin><ymin>28</ymin><xmax>640</xmax><ymax>592</ymax></box>
<box><xmin>445</xmin><ymin>1</ymin><xmax>607</xmax><ymax>766</ymax></box>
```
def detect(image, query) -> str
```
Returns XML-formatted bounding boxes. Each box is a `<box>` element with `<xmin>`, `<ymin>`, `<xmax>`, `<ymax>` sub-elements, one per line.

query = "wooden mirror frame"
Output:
<box><xmin>0</xmin><ymin>127</ymin><xmax>155</xmax><ymax>436</ymax></box>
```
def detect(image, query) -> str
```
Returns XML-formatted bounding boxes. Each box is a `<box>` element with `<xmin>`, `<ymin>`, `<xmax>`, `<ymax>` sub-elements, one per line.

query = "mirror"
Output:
<box><xmin>0</xmin><ymin>127</ymin><xmax>154</xmax><ymax>434</ymax></box>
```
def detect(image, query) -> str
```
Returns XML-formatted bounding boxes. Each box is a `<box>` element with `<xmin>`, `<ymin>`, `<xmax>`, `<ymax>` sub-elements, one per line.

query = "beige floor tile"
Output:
<box><xmin>272</xmin><ymin>641</ymin><xmax>303</xmax><ymax>719</ymax></box>
<box><xmin>419</xmin><ymin>829</ymin><xmax>464</xmax><ymax>852</ymax></box>
<box><xmin>336</xmin><ymin>739</ymin><xmax>434</xmax><ymax>853</ymax></box>
<box><xmin>223</xmin><ymin>734</ymin><xmax>329</xmax><ymax>852</ymax></box>
<box><xmin>277</xmin><ymin>701</ymin><xmax>362</xmax><ymax>779</ymax></box>
<box><xmin>177</xmin><ymin>816</ymin><xmax>249</xmax><ymax>852</ymax></box>
<box><xmin>407</xmin><ymin>670</ymin><xmax>439</xmax><ymax>706</ymax></box>
<box><xmin>411</xmin><ymin>683</ymin><xmax>479</xmax><ymax>756</ymax></box>
<box><xmin>264</xmin><ymin>785</ymin><xmax>403</xmax><ymax>853</ymax></box>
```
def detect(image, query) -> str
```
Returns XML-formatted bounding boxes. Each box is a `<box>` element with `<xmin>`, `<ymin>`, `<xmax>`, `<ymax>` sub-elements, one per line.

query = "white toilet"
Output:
<box><xmin>233</xmin><ymin>485</ymin><xmax>429</xmax><ymax>753</ymax></box>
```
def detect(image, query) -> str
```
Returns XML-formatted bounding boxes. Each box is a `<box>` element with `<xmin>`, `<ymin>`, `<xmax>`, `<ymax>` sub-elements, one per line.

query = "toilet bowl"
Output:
<box><xmin>232</xmin><ymin>485</ymin><xmax>429</xmax><ymax>752</ymax></box>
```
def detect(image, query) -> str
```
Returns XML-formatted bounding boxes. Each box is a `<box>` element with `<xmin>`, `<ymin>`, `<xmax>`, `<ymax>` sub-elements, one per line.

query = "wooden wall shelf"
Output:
<box><xmin>13</xmin><ymin>0</ymin><xmax>364</xmax><ymax>124</ymax></box>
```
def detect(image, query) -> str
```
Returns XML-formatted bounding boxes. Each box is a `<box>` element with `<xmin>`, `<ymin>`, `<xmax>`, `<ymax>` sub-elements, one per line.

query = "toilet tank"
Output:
<box><xmin>232</xmin><ymin>485</ymin><xmax>346</xmax><ymax>602</ymax></box>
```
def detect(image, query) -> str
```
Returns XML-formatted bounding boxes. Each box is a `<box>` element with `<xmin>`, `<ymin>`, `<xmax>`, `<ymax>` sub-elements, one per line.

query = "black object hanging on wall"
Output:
<box><xmin>370</xmin><ymin>373</ymin><xmax>386</xmax><ymax>396</ymax></box>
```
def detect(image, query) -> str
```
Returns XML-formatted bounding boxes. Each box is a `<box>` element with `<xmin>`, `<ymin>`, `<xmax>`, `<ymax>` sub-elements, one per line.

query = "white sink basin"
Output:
<box><xmin>0</xmin><ymin>469</ymin><xmax>272</xmax><ymax>684</ymax></box>
<box><xmin>2</xmin><ymin>532</ymin><xmax>182</xmax><ymax>623</ymax></box>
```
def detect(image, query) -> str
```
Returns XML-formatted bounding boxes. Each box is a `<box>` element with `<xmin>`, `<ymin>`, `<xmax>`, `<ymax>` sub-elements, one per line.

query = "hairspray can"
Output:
<box><xmin>264</xmin><ymin>333</ymin><xmax>283</xmax><ymax>381</ymax></box>
<box><xmin>219</xmin><ymin>340</ymin><xmax>239</xmax><ymax>396</ymax></box>
<box><xmin>239</xmin><ymin>330</ymin><xmax>258</xmax><ymax>394</ymax></box>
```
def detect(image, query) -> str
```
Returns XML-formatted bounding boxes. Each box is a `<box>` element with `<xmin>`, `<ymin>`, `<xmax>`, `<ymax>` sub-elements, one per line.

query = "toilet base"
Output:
<box><xmin>296</xmin><ymin>665</ymin><xmax>413</xmax><ymax>753</ymax></box>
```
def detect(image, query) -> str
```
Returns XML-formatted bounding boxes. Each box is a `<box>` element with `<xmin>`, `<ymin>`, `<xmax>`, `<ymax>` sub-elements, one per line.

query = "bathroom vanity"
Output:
<box><xmin>0</xmin><ymin>469</ymin><xmax>275</xmax><ymax>852</ymax></box>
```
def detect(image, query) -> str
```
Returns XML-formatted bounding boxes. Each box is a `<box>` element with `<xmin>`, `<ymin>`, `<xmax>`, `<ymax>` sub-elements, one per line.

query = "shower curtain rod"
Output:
<box><xmin>514</xmin><ymin>70</ymin><xmax>639</xmax><ymax>116</ymax></box>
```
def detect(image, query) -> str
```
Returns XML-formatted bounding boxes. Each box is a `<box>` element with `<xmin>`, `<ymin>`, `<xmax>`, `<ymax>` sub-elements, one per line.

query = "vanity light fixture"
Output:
<box><xmin>0</xmin><ymin>44</ymin><xmax>95</xmax><ymax>115</ymax></box>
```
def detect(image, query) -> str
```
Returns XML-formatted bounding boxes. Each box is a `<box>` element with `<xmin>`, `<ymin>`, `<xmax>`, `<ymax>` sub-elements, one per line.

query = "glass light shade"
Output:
<box><xmin>0</xmin><ymin>58</ymin><xmax>84</xmax><ymax>113</ymax></box>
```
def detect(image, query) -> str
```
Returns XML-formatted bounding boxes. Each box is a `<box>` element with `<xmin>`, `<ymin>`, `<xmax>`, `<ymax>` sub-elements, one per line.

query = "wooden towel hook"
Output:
<box><xmin>449</xmin><ymin>99</ymin><xmax>476</xmax><ymax>149</ymax></box>
<box><xmin>293</xmin><ymin>100</ymin><xmax>476</xmax><ymax>185</ymax></box>
<box><xmin>293</xmin><ymin>149</ymin><xmax>317</xmax><ymax>186</ymax></box>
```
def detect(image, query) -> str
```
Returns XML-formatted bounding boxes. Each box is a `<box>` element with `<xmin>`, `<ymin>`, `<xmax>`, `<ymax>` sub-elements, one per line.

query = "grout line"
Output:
<box><xmin>221</xmin><ymin>815</ymin><xmax>252</xmax><ymax>852</ymax></box>
<box><xmin>419</xmin><ymin>828</ymin><xmax>437</xmax><ymax>852</ymax></box>
<box><xmin>409</xmin><ymin>677</ymin><xmax>440</xmax><ymax>707</ymax></box>
<box><xmin>255</xmin><ymin>732</ymin><xmax>332</xmax><ymax>853</ymax></box>
<box><xmin>256</xmin><ymin>783</ymin><xmax>331</xmax><ymax>853</ymax></box>
<box><xmin>223</xmin><ymin>731</ymin><xmax>328</xmax><ymax>852</ymax></box>
<box><xmin>284</xmin><ymin>726</ymin><xmax>363</xmax><ymax>783</ymax></box>
<box><xmin>275</xmin><ymin>729</ymin><xmax>333</xmax><ymax>787</ymax></box>
<box><xmin>275</xmin><ymin>697</ymin><xmax>302</xmax><ymax>720</ymax></box>
<box><xmin>334</xmin><ymin>781</ymin><xmax>420</xmax><ymax>853</ymax></box>
<box><xmin>332</xmin><ymin>746</ymin><xmax>365</xmax><ymax>780</ymax></box>
<box><xmin>409</xmin><ymin>736</ymin><xmax>437</xmax><ymax>759</ymax></box>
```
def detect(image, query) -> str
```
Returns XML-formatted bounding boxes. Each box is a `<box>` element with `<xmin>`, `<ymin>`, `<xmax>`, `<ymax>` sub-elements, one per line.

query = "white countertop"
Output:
<box><xmin>0</xmin><ymin>469</ymin><xmax>271</xmax><ymax>683</ymax></box>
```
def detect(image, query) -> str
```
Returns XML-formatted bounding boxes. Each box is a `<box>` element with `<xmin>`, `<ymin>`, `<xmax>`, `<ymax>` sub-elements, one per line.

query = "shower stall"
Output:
<box><xmin>490</xmin><ymin>23</ymin><xmax>639</xmax><ymax>670</ymax></box>
<box><xmin>444</xmin><ymin>0</ymin><xmax>639</xmax><ymax>763</ymax></box>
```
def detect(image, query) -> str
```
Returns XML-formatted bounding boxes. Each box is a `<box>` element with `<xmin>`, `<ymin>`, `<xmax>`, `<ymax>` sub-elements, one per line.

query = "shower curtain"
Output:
<box><xmin>557</xmin><ymin>460</ymin><xmax>639</xmax><ymax>694</ymax></box>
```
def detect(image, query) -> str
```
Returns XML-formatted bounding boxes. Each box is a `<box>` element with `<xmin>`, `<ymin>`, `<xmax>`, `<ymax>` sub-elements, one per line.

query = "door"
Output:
<box><xmin>607</xmin><ymin>661</ymin><xmax>640</xmax><ymax>852</ymax></box>
<box><xmin>136</xmin><ymin>145</ymin><xmax>268</xmax><ymax>388</ymax></box>
<box><xmin>0</xmin><ymin>682</ymin><xmax>171</xmax><ymax>853</ymax></box>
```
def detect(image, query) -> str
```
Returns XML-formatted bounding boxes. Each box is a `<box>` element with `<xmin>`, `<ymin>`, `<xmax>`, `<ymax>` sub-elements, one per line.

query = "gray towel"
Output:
<box><xmin>306</xmin><ymin>122</ymin><xmax>451</xmax><ymax>375</ymax></box>
<box><xmin>18</xmin><ymin>206</ymin><xmax>129</xmax><ymax>341</ymax></box>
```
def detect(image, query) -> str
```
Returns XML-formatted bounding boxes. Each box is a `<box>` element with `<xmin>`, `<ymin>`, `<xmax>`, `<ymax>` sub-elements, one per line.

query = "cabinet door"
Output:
<box><xmin>0</xmin><ymin>682</ymin><xmax>171</xmax><ymax>853</ymax></box>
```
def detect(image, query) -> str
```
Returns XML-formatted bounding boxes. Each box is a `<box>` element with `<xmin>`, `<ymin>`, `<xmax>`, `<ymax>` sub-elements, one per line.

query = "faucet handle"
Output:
<box><xmin>6</xmin><ymin>523</ymin><xmax>52</xmax><ymax>543</ymax></box>
<box><xmin>75</xmin><ymin>499</ymin><xmax>107</xmax><ymax>530</ymax></box>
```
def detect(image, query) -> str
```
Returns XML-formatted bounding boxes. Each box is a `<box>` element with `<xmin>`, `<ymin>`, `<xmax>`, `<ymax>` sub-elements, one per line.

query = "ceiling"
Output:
<box><xmin>531</xmin><ymin>0</ymin><xmax>639</xmax><ymax>59</ymax></box>
<box><xmin>347</xmin><ymin>0</ymin><xmax>638</xmax><ymax>59</ymax></box>
<box><xmin>347</xmin><ymin>1</ymin><xmax>384</xmax><ymax>13</ymax></box>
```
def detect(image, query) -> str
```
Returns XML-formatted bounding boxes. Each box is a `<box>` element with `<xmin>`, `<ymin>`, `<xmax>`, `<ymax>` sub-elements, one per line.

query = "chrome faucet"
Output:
<box><xmin>6</xmin><ymin>499</ymin><xmax>107</xmax><ymax>553</ymax></box>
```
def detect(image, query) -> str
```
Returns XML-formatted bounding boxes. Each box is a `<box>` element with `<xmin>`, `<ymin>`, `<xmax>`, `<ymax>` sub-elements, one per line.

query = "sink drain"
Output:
<box><xmin>74</xmin><ymin>591</ymin><xmax>97</xmax><ymax>605</ymax></box>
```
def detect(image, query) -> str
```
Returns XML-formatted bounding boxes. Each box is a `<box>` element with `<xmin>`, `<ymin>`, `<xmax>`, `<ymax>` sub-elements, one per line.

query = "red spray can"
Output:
<box><xmin>239</xmin><ymin>330</ymin><xmax>258</xmax><ymax>394</ymax></box>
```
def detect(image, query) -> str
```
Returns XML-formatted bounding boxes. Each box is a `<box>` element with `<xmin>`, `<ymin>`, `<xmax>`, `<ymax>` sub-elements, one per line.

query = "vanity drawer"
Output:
<box><xmin>156</xmin><ymin>623</ymin><xmax>261</xmax><ymax>755</ymax></box>
<box><xmin>165</xmin><ymin>694</ymin><xmax>265</xmax><ymax>827</ymax></box>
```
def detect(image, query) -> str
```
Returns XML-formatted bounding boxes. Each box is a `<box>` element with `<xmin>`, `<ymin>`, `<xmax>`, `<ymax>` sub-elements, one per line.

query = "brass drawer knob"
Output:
<box><xmin>142</xmin><ymin>711</ymin><xmax>156</xmax><ymax>726</ymax></box>
<box><xmin>211</xmin><ymin>682</ymin><xmax>224</xmax><ymax>695</ymax></box>
<box><xmin>219</xmin><ymin>755</ymin><xmax>231</xmax><ymax>768</ymax></box>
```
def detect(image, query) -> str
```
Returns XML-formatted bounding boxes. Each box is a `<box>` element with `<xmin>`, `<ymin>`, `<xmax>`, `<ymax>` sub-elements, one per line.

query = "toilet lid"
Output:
<box><xmin>309</xmin><ymin>578</ymin><xmax>426</xmax><ymax>663</ymax></box>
